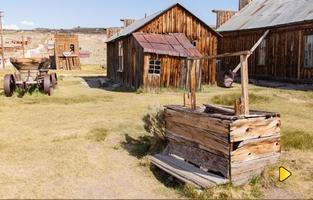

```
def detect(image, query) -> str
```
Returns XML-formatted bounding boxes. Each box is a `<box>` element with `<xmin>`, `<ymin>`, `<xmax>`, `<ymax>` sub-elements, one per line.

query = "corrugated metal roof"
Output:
<box><xmin>106</xmin><ymin>3</ymin><xmax>220</xmax><ymax>43</ymax></box>
<box><xmin>218</xmin><ymin>0</ymin><xmax>313</xmax><ymax>32</ymax></box>
<box><xmin>133</xmin><ymin>33</ymin><xmax>202</xmax><ymax>58</ymax></box>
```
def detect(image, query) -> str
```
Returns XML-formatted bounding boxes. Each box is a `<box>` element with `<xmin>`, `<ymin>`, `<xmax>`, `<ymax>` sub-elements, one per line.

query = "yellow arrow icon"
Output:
<box><xmin>279</xmin><ymin>167</ymin><xmax>292</xmax><ymax>182</ymax></box>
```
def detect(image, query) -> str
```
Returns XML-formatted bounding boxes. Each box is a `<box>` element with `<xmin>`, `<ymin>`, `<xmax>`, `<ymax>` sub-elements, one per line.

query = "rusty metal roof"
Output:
<box><xmin>133</xmin><ymin>33</ymin><xmax>202</xmax><ymax>58</ymax></box>
<box><xmin>218</xmin><ymin>0</ymin><xmax>313</xmax><ymax>32</ymax></box>
<box><xmin>106</xmin><ymin>3</ymin><xmax>220</xmax><ymax>43</ymax></box>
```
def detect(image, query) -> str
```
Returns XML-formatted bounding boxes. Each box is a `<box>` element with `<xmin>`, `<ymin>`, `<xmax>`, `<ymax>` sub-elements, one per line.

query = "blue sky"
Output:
<box><xmin>1</xmin><ymin>0</ymin><xmax>238</xmax><ymax>29</ymax></box>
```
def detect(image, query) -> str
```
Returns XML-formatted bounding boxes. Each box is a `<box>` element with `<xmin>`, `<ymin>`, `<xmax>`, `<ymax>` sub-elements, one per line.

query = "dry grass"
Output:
<box><xmin>0</xmin><ymin>69</ymin><xmax>312</xmax><ymax>198</ymax></box>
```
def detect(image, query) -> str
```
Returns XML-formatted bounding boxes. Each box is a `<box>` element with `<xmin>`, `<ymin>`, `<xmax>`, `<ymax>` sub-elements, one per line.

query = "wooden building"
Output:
<box><xmin>217</xmin><ymin>0</ymin><xmax>313</xmax><ymax>83</ymax></box>
<box><xmin>51</xmin><ymin>33</ymin><xmax>81</xmax><ymax>70</ymax></box>
<box><xmin>106</xmin><ymin>3</ymin><xmax>220</xmax><ymax>89</ymax></box>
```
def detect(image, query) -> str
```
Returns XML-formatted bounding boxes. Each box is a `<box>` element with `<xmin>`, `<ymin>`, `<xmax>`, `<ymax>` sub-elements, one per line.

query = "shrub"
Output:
<box><xmin>142</xmin><ymin>107</ymin><xmax>167</xmax><ymax>153</ymax></box>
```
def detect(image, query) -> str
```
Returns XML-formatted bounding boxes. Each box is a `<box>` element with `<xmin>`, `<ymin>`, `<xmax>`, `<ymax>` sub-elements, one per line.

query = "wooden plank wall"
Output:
<box><xmin>218</xmin><ymin>22</ymin><xmax>313</xmax><ymax>82</ymax></box>
<box><xmin>230</xmin><ymin>116</ymin><xmax>281</xmax><ymax>185</ymax></box>
<box><xmin>107</xmin><ymin>37</ymin><xmax>144</xmax><ymax>89</ymax></box>
<box><xmin>164</xmin><ymin>107</ymin><xmax>231</xmax><ymax>178</ymax></box>
<box><xmin>54</xmin><ymin>34</ymin><xmax>81</xmax><ymax>70</ymax></box>
<box><xmin>138</xmin><ymin>5</ymin><xmax>218</xmax><ymax>85</ymax></box>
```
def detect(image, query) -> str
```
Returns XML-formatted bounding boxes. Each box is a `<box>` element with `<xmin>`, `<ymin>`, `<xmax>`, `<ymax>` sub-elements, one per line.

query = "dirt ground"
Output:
<box><xmin>0</xmin><ymin>66</ymin><xmax>313</xmax><ymax>199</ymax></box>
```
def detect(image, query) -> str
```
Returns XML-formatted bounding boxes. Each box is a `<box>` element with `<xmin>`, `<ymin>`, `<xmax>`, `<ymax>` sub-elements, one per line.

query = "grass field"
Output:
<box><xmin>0</xmin><ymin>65</ymin><xmax>312</xmax><ymax>199</ymax></box>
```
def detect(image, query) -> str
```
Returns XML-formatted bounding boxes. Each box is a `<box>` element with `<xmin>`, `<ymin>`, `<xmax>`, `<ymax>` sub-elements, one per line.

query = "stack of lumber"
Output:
<box><xmin>150</xmin><ymin>105</ymin><xmax>281</xmax><ymax>187</ymax></box>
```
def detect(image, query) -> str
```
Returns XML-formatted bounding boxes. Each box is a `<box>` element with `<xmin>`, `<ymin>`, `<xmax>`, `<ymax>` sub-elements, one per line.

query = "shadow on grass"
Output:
<box><xmin>81</xmin><ymin>76</ymin><xmax>137</xmax><ymax>93</ymax></box>
<box><xmin>150</xmin><ymin>164</ymin><xmax>182</xmax><ymax>189</ymax></box>
<box><xmin>122</xmin><ymin>134</ymin><xmax>153</xmax><ymax>159</ymax></box>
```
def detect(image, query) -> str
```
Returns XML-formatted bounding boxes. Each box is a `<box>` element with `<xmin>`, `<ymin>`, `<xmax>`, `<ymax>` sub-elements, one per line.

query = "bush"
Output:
<box><xmin>142</xmin><ymin>107</ymin><xmax>166</xmax><ymax>140</ymax></box>
<box><xmin>142</xmin><ymin>107</ymin><xmax>167</xmax><ymax>153</ymax></box>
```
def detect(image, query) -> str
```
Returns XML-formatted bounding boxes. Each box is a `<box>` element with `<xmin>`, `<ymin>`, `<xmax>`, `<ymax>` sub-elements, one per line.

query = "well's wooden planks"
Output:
<box><xmin>150</xmin><ymin>154</ymin><xmax>229</xmax><ymax>188</ymax></box>
<box><xmin>167</xmin><ymin>137</ymin><xmax>230</xmax><ymax>178</ymax></box>
<box><xmin>161</xmin><ymin>105</ymin><xmax>281</xmax><ymax>186</ymax></box>
<box><xmin>231</xmin><ymin>154</ymin><xmax>280</xmax><ymax>186</ymax></box>
<box><xmin>231</xmin><ymin>136</ymin><xmax>281</xmax><ymax>163</ymax></box>
<box><xmin>230</xmin><ymin>117</ymin><xmax>281</xmax><ymax>142</ymax></box>
<box><xmin>165</xmin><ymin>108</ymin><xmax>230</xmax><ymax>136</ymax></box>
<box><xmin>166</xmin><ymin>120</ymin><xmax>229</xmax><ymax>157</ymax></box>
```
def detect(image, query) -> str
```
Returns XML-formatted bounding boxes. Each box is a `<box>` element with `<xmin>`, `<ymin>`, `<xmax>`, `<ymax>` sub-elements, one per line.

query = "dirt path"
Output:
<box><xmin>0</xmin><ymin>77</ymin><xmax>179</xmax><ymax>199</ymax></box>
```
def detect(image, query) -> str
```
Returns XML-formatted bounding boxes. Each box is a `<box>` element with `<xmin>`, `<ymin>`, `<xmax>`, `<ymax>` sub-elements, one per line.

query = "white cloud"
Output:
<box><xmin>3</xmin><ymin>24</ymin><xmax>20</xmax><ymax>30</ymax></box>
<box><xmin>21</xmin><ymin>20</ymin><xmax>35</xmax><ymax>26</ymax></box>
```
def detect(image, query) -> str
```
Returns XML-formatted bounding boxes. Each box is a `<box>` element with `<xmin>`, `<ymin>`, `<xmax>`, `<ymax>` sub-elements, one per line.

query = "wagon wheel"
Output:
<box><xmin>4</xmin><ymin>74</ymin><xmax>16</xmax><ymax>97</ymax></box>
<box><xmin>50</xmin><ymin>73</ymin><xmax>58</xmax><ymax>88</ymax></box>
<box><xmin>43</xmin><ymin>75</ymin><xmax>53</xmax><ymax>96</ymax></box>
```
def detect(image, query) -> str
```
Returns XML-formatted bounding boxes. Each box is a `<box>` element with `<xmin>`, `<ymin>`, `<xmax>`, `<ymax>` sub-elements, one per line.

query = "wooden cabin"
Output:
<box><xmin>51</xmin><ymin>33</ymin><xmax>81</xmax><ymax>70</ymax></box>
<box><xmin>217</xmin><ymin>0</ymin><xmax>313</xmax><ymax>83</ymax></box>
<box><xmin>106</xmin><ymin>3</ymin><xmax>220</xmax><ymax>89</ymax></box>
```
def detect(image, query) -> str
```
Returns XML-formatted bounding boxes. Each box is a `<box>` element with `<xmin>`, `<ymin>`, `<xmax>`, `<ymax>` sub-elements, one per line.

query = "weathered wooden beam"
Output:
<box><xmin>187</xmin><ymin>50</ymin><xmax>251</xmax><ymax>60</ymax></box>
<box><xmin>240</xmin><ymin>55</ymin><xmax>250</xmax><ymax>116</ymax></box>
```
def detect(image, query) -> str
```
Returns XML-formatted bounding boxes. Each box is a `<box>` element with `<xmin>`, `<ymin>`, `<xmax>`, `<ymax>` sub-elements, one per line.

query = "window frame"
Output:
<box><xmin>304</xmin><ymin>34</ymin><xmax>313</xmax><ymax>69</ymax></box>
<box><xmin>257</xmin><ymin>39</ymin><xmax>267</xmax><ymax>66</ymax></box>
<box><xmin>118</xmin><ymin>40</ymin><xmax>124</xmax><ymax>72</ymax></box>
<box><xmin>148</xmin><ymin>59</ymin><xmax>161</xmax><ymax>76</ymax></box>
<box><xmin>69</xmin><ymin>44</ymin><xmax>75</xmax><ymax>52</ymax></box>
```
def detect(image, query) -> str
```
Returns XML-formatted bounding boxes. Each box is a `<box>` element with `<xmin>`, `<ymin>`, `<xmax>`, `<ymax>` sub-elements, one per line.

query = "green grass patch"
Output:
<box><xmin>211</xmin><ymin>93</ymin><xmax>270</xmax><ymax>106</ymax></box>
<box><xmin>282</xmin><ymin>130</ymin><xmax>313</xmax><ymax>151</ymax></box>
<box><xmin>86</xmin><ymin>128</ymin><xmax>108</xmax><ymax>142</ymax></box>
<box><xmin>21</xmin><ymin>95</ymin><xmax>113</xmax><ymax>105</ymax></box>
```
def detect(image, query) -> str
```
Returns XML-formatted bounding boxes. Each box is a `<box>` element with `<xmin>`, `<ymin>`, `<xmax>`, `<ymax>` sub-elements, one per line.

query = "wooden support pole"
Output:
<box><xmin>240</xmin><ymin>55</ymin><xmax>249</xmax><ymax>116</ymax></box>
<box><xmin>0</xmin><ymin>11</ymin><xmax>5</xmax><ymax>70</ymax></box>
<box><xmin>190</xmin><ymin>59</ymin><xmax>197</xmax><ymax>110</ymax></box>
<box><xmin>183</xmin><ymin>59</ymin><xmax>197</xmax><ymax>110</ymax></box>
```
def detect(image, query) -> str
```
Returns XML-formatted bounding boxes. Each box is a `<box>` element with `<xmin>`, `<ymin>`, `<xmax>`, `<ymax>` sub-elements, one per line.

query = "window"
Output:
<box><xmin>118</xmin><ymin>41</ymin><xmax>124</xmax><ymax>72</ymax></box>
<box><xmin>148</xmin><ymin>60</ymin><xmax>161</xmax><ymax>75</ymax></box>
<box><xmin>70</xmin><ymin>44</ymin><xmax>75</xmax><ymax>52</ymax></box>
<box><xmin>258</xmin><ymin>40</ymin><xmax>266</xmax><ymax>66</ymax></box>
<box><xmin>304</xmin><ymin>34</ymin><xmax>313</xmax><ymax>68</ymax></box>
<box><xmin>192</xmin><ymin>40</ymin><xmax>197</xmax><ymax>47</ymax></box>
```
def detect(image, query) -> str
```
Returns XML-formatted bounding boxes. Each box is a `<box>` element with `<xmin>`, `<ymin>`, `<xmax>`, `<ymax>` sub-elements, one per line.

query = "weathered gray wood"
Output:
<box><xmin>166</xmin><ymin>137</ymin><xmax>230</xmax><ymax>178</ymax></box>
<box><xmin>165</xmin><ymin>108</ymin><xmax>230</xmax><ymax>136</ymax></box>
<box><xmin>240</xmin><ymin>54</ymin><xmax>250</xmax><ymax>116</ymax></box>
<box><xmin>150</xmin><ymin>154</ymin><xmax>229</xmax><ymax>188</ymax></box>
<box><xmin>166</xmin><ymin>120</ymin><xmax>229</xmax><ymax>157</ymax></box>
<box><xmin>231</xmin><ymin>154</ymin><xmax>280</xmax><ymax>186</ymax></box>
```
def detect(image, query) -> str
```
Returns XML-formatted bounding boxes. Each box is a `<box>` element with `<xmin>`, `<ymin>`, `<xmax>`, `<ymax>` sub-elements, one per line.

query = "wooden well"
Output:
<box><xmin>153</xmin><ymin>104</ymin><xmax>281</xmax><ymax>187</ymax></box>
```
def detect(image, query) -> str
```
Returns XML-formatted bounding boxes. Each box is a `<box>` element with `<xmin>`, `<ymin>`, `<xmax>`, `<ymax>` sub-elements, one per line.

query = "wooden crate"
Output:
<box><xmin>151</xmin><ymin>104</ymin><xmax>281</xmax><ymax>187</ymax></box>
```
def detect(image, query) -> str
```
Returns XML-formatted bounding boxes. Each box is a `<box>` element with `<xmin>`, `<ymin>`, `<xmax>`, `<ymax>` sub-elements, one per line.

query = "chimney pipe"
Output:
<box><xmin>239</xmin><ymin>0</ymin><xmax>252</xmax><ymax>10</ymax></box>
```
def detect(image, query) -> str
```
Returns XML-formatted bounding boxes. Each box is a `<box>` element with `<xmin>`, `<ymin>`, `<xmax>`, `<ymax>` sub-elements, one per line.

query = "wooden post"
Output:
<box><xmin>240</xmin><ymin>55</ymin><xmax>249</xmax><ymax>116</ymax></box>
<box><xmin>183</xmin><ymin>59</ymin><xmax>197</xmax><ymax>110</ymax></box>
<box><xmin>190</xmin><ymin>59</ymin><xmax>197</xmax><ymax>110</ymax></box>
<box><xmin>0</xmin><ymin>11</ymin><xmax>5</xmax><ymax>70</ymax></box>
